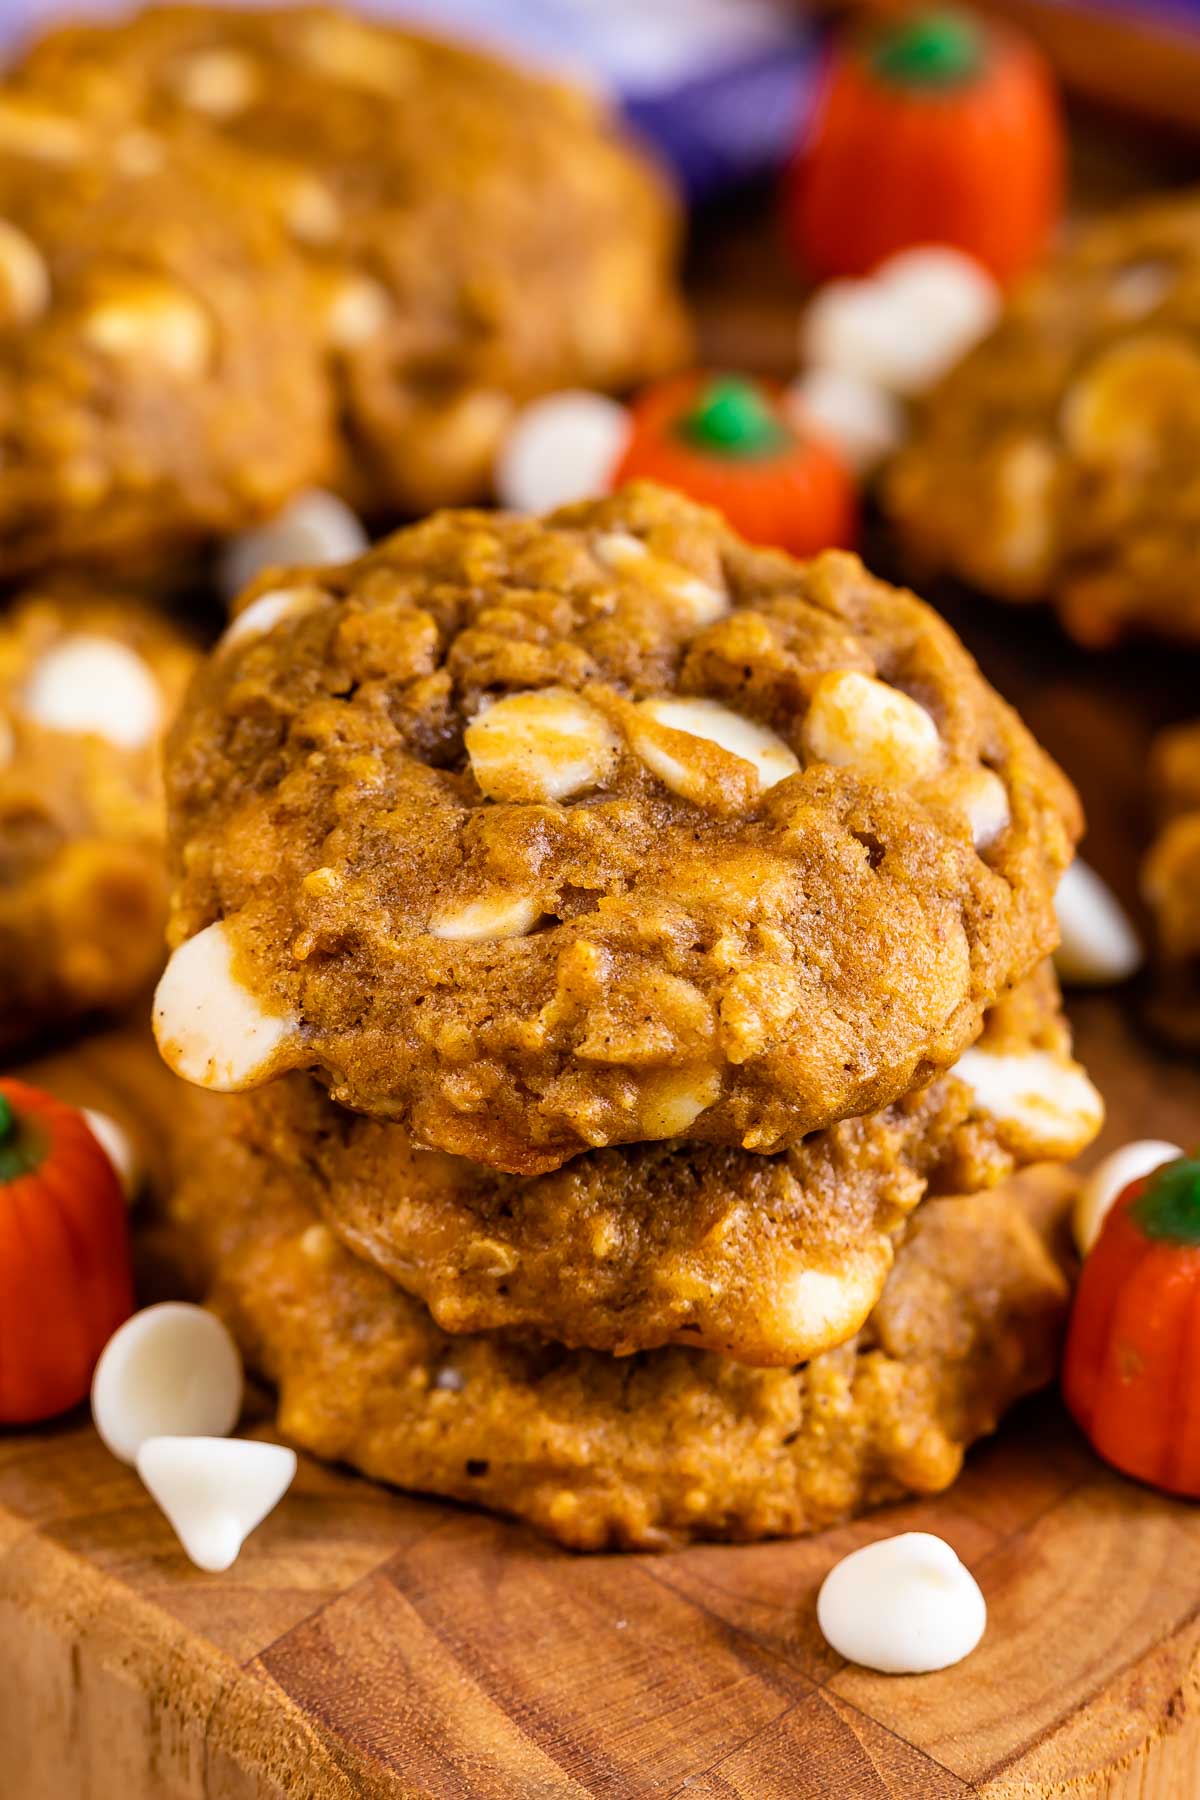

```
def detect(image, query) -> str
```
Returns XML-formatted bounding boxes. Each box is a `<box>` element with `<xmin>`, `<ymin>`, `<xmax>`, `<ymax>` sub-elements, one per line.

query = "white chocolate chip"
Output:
<box><xmin>113</xmin><ymin>128</ymin><xmax>166</xmax><ymax>177</ymax></box>
<box><xmin>85</xmin><ymin>281</ymin><xmax>212</xmax><ymax>378</ymax></box>
<box><xmin>23</xmin><ymin>636</ymin><xmax>162</xmax><ymax>749</ymax></box>
<box><xmin>775</xmin><ymin>1260</ymin><xmax>882</xmax><ymax>1355</ymax></box>
<box><xmin>285</xmin><ymin>175</ymin><xmax>342</xmax><ymax>246</ymax></box>
<box><xmin>801</xmin><ymin>249</ymin><xmax>998</xmax><ymax>399</ymax></box>
<box><xmin>495</xmin><ymin>391</ymin><xmax>631</xmax><ymax>515</ymax></box>
<box><xmin>219</xmin><ymin>585</ymin><xmax>326</xmax><ymax>651</ymax></box>
<box><xmin>592</xmin><ymin>532</ymin><xmax>728</xmax><ymax>629</ymax></box>
<box><xmin>81</xmin><ymin>1108</ymin><xmax>140</xmax><ymax>1202</ymax></box>
<box><xmin>465</xmin><ymin>687</ymin><xmax>620</xmax><ymax>804</ymax></box>
<box><xmin>802</xmin><ymin>670</ymin><xmax>941</xmax><ymax>785</ymax></box>
<box><xmin>0</xmin><ymin>220</ymin><xmax>49</xmax><ymax>326</ymax></box>
<box><xmin>1073</xmin><ymin>1140</ymin><xmax>1183</xmax><ymax>1256</ymax></box>
<box><xmin>326</xmin><ymin>273</ymin><xmax>391</xmax><ymax>349</ymax></box>
<box><xmin>429</xmin><ymin>894</ymin><xmax>543</xmax><ymax>942</ymax></box>
<box><xmin>785</xmin><ymin>365</ymin><xmax>904</xmax><ymax>475</ymax></box>
<box><xmin>0</xmin><ymin>711</ymin><xmax>14</xmax><ymax>770</ymax></box>
<box><xmin>817</xmin><ymin>1533</ymin><xmax>986</xmax><ymax>1674</ymax></box>
<box><xmin>91</xmin><ymin>1302</ymin><xmax>243</xmax><ymax>1464</ymax></box>
<box><xmin>153</xmin><ymin>920</ymin><xmax>300</xmax><ymax>1091</ymax></box>
<box><xmin>637</xmin><ymin>1065</ymin><xmax>721</xmax><ymax>1139</ymax></box>
<box><xmin>951</xmin><ymin>1046</ymin><xmax>1105</xmax><ymax>1159</ymax></box>
<box><xmin>951</xmin><ymin>766</ymin><xmax>1011</xmax><ymax>852</ymax></box>
<box><xmin>170</xmin><ymin>48</ymin><xmax>260</xmax><ymax>116</ymax></box>
<box><xmin>218</xmin><ymin>493</ymin><xmax>367</xmax><ymax>602</ymax></box>
<box><xmin>0</xmin><ymin>99</ymin><xmax>86</xmax><ymax>163</ymax></box>
<box><xmin>1054</xmin><ymin>860</ymin><xmax>1144</xmax><ymax>987</ymax></box>
<box><xmin>1108</xmin><ymin>259</ymin><xmax>1174</xmax><ymax>321</ymax></box>
<box><xmin>137</xmin><ymin>1436</ymin><xmax>296</xmax><ymax>1573</ymax></box>
<box><xmin>637</xmin><ymin>697</ymin><xmax>799</xmax><ymax>792</ymax></box>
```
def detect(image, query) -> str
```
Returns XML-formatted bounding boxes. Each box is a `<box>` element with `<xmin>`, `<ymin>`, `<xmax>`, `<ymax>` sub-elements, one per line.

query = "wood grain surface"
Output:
<box><xmin>5</xmin><ymin>107</ymin><xmax>1200</xmax><ymax>1800</ymax></box>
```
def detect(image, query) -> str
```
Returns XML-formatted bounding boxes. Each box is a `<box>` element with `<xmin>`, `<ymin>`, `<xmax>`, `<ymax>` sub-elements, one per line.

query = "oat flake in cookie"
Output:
<box><xmin>158</xmin><ymin>484</ymin><xmax>1079</xmax><ymax>1174</ymax></box>
<box><xmin>888</xmin><ymin>190</ymin><xmax>1200</xmax><ymax>645</ymax></box>
<box><xmin>16</xmin><ymin>4</ymin><xmax>689</xmax><ymax>518</ymax></box>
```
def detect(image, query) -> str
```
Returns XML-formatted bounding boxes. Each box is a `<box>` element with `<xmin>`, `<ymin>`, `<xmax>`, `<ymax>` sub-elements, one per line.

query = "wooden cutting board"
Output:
<box><xmin>6</xmin><ymin>102</ymin><xmax>1200</xmax><ymax>1800</ymax></box>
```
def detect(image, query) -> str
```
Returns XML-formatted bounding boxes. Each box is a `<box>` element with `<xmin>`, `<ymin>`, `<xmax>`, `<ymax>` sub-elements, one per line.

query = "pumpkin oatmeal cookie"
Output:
<box><xmin>15</xmin><ymin>4</ymin><xmax>689</xmax><ymax>517</ymax></box>
<box><xmin>1144</xmin><ymin>719</ymin><xmax>1200</xmax><ymax>1045</ymax></box>
<box><xmin>242</xmin><ymin>962</ymin><xmax>1097</xmax><ymax>1365</ymax></box>
<box><xmin>156</xmin><ymin>1104</ymin><xmax>1073</xmax><ymax>1550</ymax></box>
<box><xmin>0</xmin><ymin>94</ymin><xmax>332</xmax><ymax>573</ymax></box>
<box><xmin>0</xmin><ymin>582</ymin><xmax>197</xmax><ymax>1050</ymax></box>
<box><xmin>155</xmin><ymin>485</ymin><xmax>1080</xmax><ymax>1173</ymax></box>
<box><xmin>888</xmin><ymin>190</ymin><xmax>1200</xmax><ymax>644</ymax></box>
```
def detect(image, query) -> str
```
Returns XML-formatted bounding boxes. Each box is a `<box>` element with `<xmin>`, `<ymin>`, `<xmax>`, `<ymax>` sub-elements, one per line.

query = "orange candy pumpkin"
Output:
<box><xmin>612</xmin><ymin>373</ymin><xmax>857</xmax><ymax>556</ymax></box>
<box><xmin>0</xmin><ymin>1080</ymin><xmax>133</xmax><ymax>1424</ymax></box>
<box><xmin>1063</xmin><ymin>1155</ymin><xmax>1200</xmax><ymax>1496</ymax></box>
<box><xmin>790</xmin><ymin>8</ymin><xmax>1063</xmax><ymax>285</ymax></box>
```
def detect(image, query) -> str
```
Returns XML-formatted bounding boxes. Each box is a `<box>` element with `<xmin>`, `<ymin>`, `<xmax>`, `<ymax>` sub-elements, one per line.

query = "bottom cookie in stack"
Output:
<box><xmin>151</xmin><ymin>967</ymin><xmax>1097</xmax><ymax>1551</ymax></box>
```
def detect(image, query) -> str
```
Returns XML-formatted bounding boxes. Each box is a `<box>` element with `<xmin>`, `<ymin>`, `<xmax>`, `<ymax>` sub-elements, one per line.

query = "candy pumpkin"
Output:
<box><xmin>1063</xmin><ymin>1154</ymin><xmax>1200</xmax><ymax>1496</ymax></box>
<box><xmin>0</xmin><ymin>1081</ymin><xmax>133</xmax><ymax>1424</ymax></box>
<box><xmin>790</xmin><ymin>8</ymin><xmax>1063</xmax><ymax>285</ymax></box>
<box><xmin>612</xmin><ymin>374</ymin><xmax>857</xmax><ymax>556</ymax></box>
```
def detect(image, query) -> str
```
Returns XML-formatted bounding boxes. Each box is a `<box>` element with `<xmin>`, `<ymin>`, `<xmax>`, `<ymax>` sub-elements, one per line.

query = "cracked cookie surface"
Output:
<box><xmin>888</xmin><ymin>190</ymin><xmax>1200</xmax><ymax>644</ymax></box>
<box><xmin>158</xmin><ymin>484</ymin><xmax>1080</xmax><ymax>1173</ymax></box>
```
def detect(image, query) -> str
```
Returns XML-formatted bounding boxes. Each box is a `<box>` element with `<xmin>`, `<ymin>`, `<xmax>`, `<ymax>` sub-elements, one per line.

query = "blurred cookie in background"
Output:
<box><xmin>1144</xmin><ymin>719</ymin><xmax>1200</xmax><ymax>1046</ymax></box>
<box><xmin>14</xmin><ymin>4</ymin><xmax>691</xmax><ymax>520</ymax></box>
<box><xmin>0</xmin><ymin>581</ymin><xmax>197</xmax><ymax>1051</ymax></box>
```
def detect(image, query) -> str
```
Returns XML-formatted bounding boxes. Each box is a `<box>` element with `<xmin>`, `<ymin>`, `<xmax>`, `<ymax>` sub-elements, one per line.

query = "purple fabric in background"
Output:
<box><xmin>0</xmin><ymin>0</ymin><xmax>818</xmax><ymax>198</ymax></box>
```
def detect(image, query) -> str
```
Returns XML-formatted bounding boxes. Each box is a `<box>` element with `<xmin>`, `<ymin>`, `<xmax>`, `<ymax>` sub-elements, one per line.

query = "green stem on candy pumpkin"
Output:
<box><xmin>0</xmin><ymin>1089</ymin><xmax>46</xmax><ymax>1184</ymax></box>
<box><xmin>679</xmin><ymin>377</ymin><xmax>788</xmax><ymax>460</ymax></box>
<box><xmin>1131</xmin><ymin>1156</ymin><xmax>1200</xmax><ymax>1246</ymax></box>
<box><xmin>872</xmin><ymin>11</ymin><xmax>985</xmax><ymax>89</ymax></box>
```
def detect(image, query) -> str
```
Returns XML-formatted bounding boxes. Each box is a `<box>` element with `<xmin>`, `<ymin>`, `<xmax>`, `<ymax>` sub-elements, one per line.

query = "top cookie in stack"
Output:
<box><xmin>149</xmin><ymin>483</ymin><xmax>1100</xmax><ymax>1546</ymax></box>
<box><xmin>155</xmin><ymin>482</ymin><xmax>1080</xmax><ymax>1172</ymax></box>
<box><xmin>3</xmin><ymin>3</ymin><xmax>688</xmax><ymax>566</ymax></box>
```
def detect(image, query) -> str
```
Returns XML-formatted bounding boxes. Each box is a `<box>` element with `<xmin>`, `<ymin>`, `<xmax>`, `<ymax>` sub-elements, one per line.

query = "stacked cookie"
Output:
<box><xmin>152</xmin><ymin>484</ymin><xmax>1102</xmax><ymax>1549</ymax></box>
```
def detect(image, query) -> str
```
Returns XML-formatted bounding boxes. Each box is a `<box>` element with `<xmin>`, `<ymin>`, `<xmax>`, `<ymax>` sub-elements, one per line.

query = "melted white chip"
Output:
<box><xmin>802</xmin><ymin>670</ymin><xmax>941</xmax><ymax>785</ymax></box>
<box><xmin>637</xmin><ymin>1066</ymin><xmax>721</xmax><ymax>1140</ymax></box>
<box><xmin>137</xmin><ymin>1437</ymin><xmax>296</xmax><ymax>1573</ymax></box>
<box><xmin>638</xmin><ymin>697</ymin><xmax>799</xmax><ymax>791</ymax></box>
<box><xmin>171</xmin><ymin>48</ymin><xmax>260</xmax><ymax>116</ymax></box>
<box><xmin>495</xmin><ymin>391</ymin><xmax>631</xmax><ymax>515</ymax></box>
<box><xmin>153</xmin><ymin>920</ymin><xmax>299</xmax><ymax>1091</ymax></box>
<box><xmin>1073</xmin><ymin>1140</ymin><xmax>1183</xmax><ymax>1256</ymax></box>
<box><xmin>85</xmin><ymin>283</ymin><xmax>212</xmax><ymax>377</ymax></box>
<box><xmin>817</xmin><ymin>1533</ymin><xmax>986</xmax><ymax>1674</ymax></box>
<box><xmin>465</xmin><ymin>687</ymin><xmax>620</xmax><ymax>804</ymax></box>
<box><xmin>775</xmin><ymin>1260</ymin><xmax>880</xmax><ymax>1354</ymax></box>
<box><xmin>1054</xmin><ymin>859</ymin><xmax>1144</xmax><ymax>987</ymax></box>
<box><xmin>429</xmin><ymin>894</ymin><xmax>543</xmax><ymax>942</ymax></box>
<box><xmin>952</xmin><ymin>1047</ymin><xmax>1104</xmax><ymax>1157</ymax></box>
<box><xmin>91</xmin><ymin>1302</ymin><xmax>243</xmax><ymax>1465</ymax></box>
<box><xmin>959</xmin><ymin>767</ymin><xmax>1011</xmax><ymax>852</ymax></box>
<box><xmin>219</xmin><ymin>586</ymin><xmax>325</xmax><ymax>652</ymax></box>
<box><xmin>219</xmin><ymin>492</ymin><xmax>367</xmax><ymax>602</ymax></box>
<box><xmin>785</xmin><ymin>365</ymin><xmax>904</xmax><ymax>475</ymax></box>
<box><xmin>23</xmin><ymin>636</ymin><xmax>162</xmax><ymax>749</ymax></box>
<box><xmin>81</xmin><ymin>1108</ymin><xmax>140</xmax><ymax>1202</ymax></box>
<box><xmin>0</xmin><ymin>218</ymin><xmax>49</xmax><ymax>326</ymax></box>
<box><xmin>327</xmin><ymin>273</ymin><xmax>390</xmax><ymax>348</ymax></box>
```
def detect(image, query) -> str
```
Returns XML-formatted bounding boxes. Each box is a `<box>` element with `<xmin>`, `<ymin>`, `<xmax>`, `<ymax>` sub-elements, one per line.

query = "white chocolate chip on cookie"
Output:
<box><xmin>637</xmin><ymin>1065</ymin><xmax>722</xmax><ymax>1139</ymax></box>
<box><xmin>0</xmin><ymin>220</ymin><xmax>48</xmax><ymax>326</ymax></box>
<box><xmin>23</xmin><ymin>635</ymin><xmax>162</xmax><ymax>748</ymax></box>
<box><xmin>153</xmin><ymin>920</ymin><xmax>300</xmax><ymax>1091</ymax></box>
<box><xmin>465</xmin><ymin>688</ymin><xmax>620</xmax><ymax>804</ymax></box>
<box><xmin>951</xmin><ymin>1045</ymin><xmax>1104</xmax><ymax>1160</ymax></box>
<box><xmin>947</xmin><ymin>765</ymin><xmax>1011</xmax><ymax>851</ymax></box>
<box><xmin>169</xmin><ymin>48</ymin><xmax>261</xmax><ymax>116</ymax></box>
<box><xmin>593</xmin><ymin>532</ymin><xmax>728</xmax><ymax>629</ymax></box>
<box><xmin>219</xmin><ymin>586</ymin><xmax>327</xmax><ymax>652</ymax></box>
<box><xmin>429</xmin><ymin>894</ymin><xmax>544</xmax><ymax>942</ymax></box>
<box><xmin>0</xmin><ymin>98</ymin><xmax>86</xmax><ymax>163</ymax></box>
<box><xmin>326</xmin><ymin>273</ymin><xmax>391</xmax><ymax>349</ymax></box>
<box><xmin>802</xmin><ymin>670</ymin><xmax>942</xmax><ymax>784</ymax></box>
<box><xmin>85</xmin><ymin>279</ymin><xmax>212</xmax><ymax>378</ymax></box>
<box><xmin>638</xmin><ymin>697</ymin><xmax>799</xmax><ymax>792</ymax></box>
